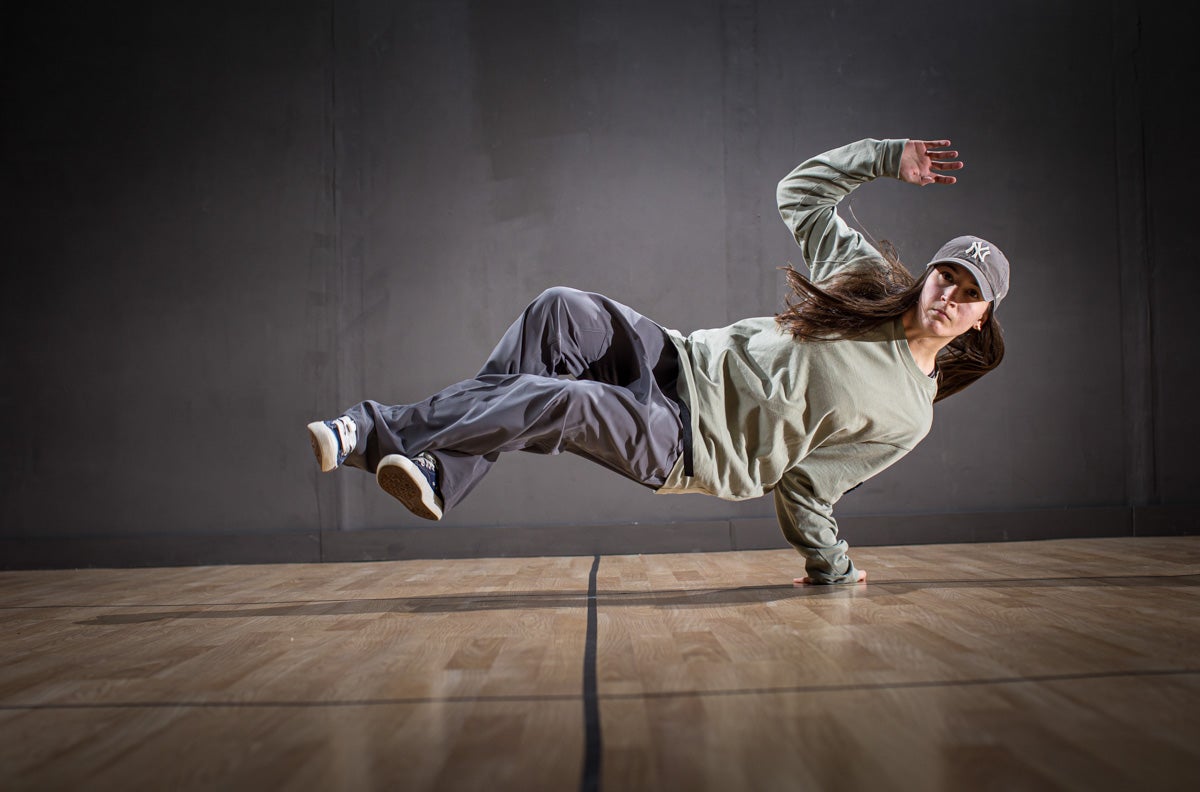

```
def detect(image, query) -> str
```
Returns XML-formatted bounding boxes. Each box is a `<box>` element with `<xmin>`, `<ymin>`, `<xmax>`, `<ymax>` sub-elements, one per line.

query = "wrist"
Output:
<box><xmin>881</xmin><ymin>138</ymin><xmax>908</xmax><ymax>180</ymax></box>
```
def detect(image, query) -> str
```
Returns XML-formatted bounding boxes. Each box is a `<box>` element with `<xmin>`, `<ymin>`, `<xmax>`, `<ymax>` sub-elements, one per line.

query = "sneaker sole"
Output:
<box><xmin>376</xmin><ymin>454</ymin><xmax>444</xmax><ymax>521</ymax></box>
<box><xmin>306</xmin><ymin>422</ymin><xmax>339</xmax><ymax>473</ymax></box>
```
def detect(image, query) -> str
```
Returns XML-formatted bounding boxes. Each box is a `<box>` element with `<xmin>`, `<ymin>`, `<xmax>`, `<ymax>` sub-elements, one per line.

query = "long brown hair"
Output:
<box><xmin>774</xmin><ymin>242</ymin><xmax>1004</xmax><ymax>402</ymax></box>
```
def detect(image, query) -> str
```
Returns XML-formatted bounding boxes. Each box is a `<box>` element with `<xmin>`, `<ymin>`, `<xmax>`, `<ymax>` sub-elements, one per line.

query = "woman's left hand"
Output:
<box><xmin>899</xmin><ymin>139</ymin><xmax>963</xmax><ymax>186</ymax></box>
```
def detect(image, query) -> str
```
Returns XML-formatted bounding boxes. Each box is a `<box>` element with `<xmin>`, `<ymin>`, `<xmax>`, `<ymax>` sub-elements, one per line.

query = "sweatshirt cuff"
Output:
<box><xmin>879</xmin><ymin>138</ymin><xmax>907</xmax><ymax>181</ymax></box>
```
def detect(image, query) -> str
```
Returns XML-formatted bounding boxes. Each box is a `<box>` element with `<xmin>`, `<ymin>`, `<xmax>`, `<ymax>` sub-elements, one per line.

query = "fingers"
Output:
<box><xmin>928</xmin><ymin>155</ymin><xmax>963</xmax><ymax>187</ymax></box>
<box><xmin>915</xmin><ymin>170</ymin><xmax>960</xmax><ymax>187</ymax></box>
<box><xmin>917</xmin><ymin>140</ymin><xmax>962</xmax><ymax>185</ymax></box>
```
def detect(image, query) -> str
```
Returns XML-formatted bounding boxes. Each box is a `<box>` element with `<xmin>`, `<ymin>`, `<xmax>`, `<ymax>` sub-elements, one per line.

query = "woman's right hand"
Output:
<box><xmin>794</xmin><ymin>568</ymin><xmax>868</xmax><ymax>585</ymax></box>
<box><xmin>899</xmin><ymin>139</ymin><xmax>963</xmax><ymax>186</ymax></box>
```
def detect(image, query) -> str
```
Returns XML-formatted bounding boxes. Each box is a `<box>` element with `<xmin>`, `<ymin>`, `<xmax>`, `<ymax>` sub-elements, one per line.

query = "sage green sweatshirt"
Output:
<box><xmin>656</xmin><ymin>138</ymin><xmax>937</xmax><ymax>583</ymax></box>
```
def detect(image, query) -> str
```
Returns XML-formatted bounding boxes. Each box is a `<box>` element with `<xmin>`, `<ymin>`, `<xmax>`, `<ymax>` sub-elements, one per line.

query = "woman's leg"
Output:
<box><xmin>348</xmin><ymin>371</ymin><xmax>682</xmax><ymax>504</ymax></box>
<box><xmin>333</xmin><ymin>287</ymin><xmax>687</xmax><ymax>513</ymax></box>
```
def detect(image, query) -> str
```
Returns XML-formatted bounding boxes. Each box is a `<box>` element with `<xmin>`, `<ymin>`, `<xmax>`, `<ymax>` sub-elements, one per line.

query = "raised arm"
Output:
<box><xmin>777</xmin><ymin>138</ymin><xmax>962</xmax><ymax>283</ymax></box>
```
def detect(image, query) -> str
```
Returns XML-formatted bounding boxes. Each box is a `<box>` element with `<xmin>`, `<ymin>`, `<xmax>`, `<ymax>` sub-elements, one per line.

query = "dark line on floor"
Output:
<box><xmin>579</xmin><ymin>554</ymin><xmax>602</xmax><ymax>792</ymax></box>
<box><xmin>606</xmin><ymin>667</ymin><xmax>1200</xmax><ymax>700</ymax></box>
<box><xmin>5</xmin><ymin>668</ymin><xmax>1195</xmax><ymax>712</ymax></box>
<box><xmin>0</xmin><ymin>693</ymin><xmax>582</xmax><ymax>710</ymax></box>
<box><xmin>0</xmin><ymin>594</ymin><xmax>590</xmax><ymax>611</ymax></box>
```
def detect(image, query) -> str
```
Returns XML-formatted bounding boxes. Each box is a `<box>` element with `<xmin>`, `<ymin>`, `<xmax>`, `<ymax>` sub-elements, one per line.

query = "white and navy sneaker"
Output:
<box><xmin>376</xmin><ymin>452</ymin><xmax>444</xmax><ymax>521</ymax></box>
<box><xmin>307</xmin><ymin>416</ymin><xmax>358</xmax><ymax>472</ymax></box>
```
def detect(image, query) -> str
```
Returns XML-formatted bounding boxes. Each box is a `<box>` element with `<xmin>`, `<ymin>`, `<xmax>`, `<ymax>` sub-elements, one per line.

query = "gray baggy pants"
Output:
<box><xmin>341</xmin><ymin>287</ymin><xmax>690</xmax><ymax>513</ymax></box>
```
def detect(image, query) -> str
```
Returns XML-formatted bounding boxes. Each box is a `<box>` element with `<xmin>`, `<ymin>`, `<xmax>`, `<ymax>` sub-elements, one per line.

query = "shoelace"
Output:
<box><xmin>413</xmin><ymin>453</ymin><xmax>440</xmax><ymax>491</ymax></box>
<box><xmin>333</xmin><ymin>416</ymin><xmax>357</xmax><ymax>456</ymax></box>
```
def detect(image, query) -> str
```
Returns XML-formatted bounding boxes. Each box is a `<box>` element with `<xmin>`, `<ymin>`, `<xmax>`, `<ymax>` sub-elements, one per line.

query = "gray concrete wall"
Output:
<box><xmin>4</xmin><ymin>0</ymin><xmax>1196</xmax><ymax>567</ymax></box>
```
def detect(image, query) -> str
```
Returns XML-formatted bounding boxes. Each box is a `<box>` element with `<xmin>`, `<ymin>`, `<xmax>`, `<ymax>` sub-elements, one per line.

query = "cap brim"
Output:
<box><xmin>933</xmin><ymin>257</ymin><xmax>996</xmax><ymax>303</ymax></box>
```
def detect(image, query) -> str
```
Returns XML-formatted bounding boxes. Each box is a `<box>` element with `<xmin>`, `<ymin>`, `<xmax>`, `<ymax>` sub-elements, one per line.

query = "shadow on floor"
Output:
<box><xmin>73</xmin><ymin>572</ymin><xmax>1200</xmax><ymax>624</ymax></box>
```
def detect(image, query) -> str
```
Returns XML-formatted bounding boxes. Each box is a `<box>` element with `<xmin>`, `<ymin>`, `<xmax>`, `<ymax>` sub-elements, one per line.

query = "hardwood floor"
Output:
<box><xmin>1</xmin><ymin>537</ymin><xmax>1197</xmax><ymax>790</ymax></box>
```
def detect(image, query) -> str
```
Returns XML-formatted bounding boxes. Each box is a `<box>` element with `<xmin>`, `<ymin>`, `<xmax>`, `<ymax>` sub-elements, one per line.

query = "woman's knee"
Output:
<box><xmin>525</xmin><ymin>287</ymin><xmax>597</xmax><ymax>333</ymax></box>
<box><xmin>532</xmin><ymin>286</ymin><xmax>586</xmax><ymax>309</ymax></box>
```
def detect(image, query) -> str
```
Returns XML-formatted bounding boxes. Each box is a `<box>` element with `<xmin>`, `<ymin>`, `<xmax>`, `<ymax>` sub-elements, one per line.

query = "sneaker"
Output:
<box><xmin>376</xmin><ymin>452</ymin><xmax>444</xmax><ymax>521</ymax></box>
<box><xmin>307</xmin><ymin>416</ymin><xmax>358</xmax><ymax>472</ymax></box>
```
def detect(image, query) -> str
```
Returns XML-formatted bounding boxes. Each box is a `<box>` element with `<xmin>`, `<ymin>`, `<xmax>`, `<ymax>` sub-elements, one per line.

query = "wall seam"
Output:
<box><xmin>1111</xmin><ymin>0</ymin><xmax>1156</xmax><ymax>509</ymax></box>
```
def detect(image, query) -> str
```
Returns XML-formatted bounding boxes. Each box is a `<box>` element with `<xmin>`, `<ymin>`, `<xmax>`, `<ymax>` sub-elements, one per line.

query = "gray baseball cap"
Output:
<box><xmin>926</xmin><ymin>235</ymin><xmax>1010</xmax><ymax>310</ymax></box>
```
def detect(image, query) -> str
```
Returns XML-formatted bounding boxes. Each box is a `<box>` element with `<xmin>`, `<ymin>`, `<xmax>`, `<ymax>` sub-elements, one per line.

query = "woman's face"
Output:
<box><xmin>915</xmin><ymin>263</ymin><xmax>991</xmax><ymax>338</ymax></box>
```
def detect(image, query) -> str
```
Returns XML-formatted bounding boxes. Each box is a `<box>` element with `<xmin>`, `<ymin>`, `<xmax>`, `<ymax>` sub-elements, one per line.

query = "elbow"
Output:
<box><xmin>776</xmin><ymin>191</ymin><xmax>797</xmax><ymax>226</ymax></box>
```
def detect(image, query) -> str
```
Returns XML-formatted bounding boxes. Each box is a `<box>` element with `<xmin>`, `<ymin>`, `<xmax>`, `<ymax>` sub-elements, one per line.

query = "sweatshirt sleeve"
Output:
<box><xmin>776</xmin><ymin>138</ymin><xmax>906</xmax><ymax>284</ymax></box>
<box><xmin>773</xmin><ymin>440</ymin><xmax>912</xmax><ymax>584</ymax></box>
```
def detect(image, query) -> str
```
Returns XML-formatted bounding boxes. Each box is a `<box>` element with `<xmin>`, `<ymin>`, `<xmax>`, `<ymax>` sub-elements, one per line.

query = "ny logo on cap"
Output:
<box><xmin>965</xmin><ymin>240</ymin><xmax>991</xmax><ymax>263</ymax></box>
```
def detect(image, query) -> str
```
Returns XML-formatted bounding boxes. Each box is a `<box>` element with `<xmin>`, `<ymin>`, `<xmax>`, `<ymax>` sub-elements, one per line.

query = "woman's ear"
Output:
<box><xmin>975</xmin><ymin>304</ymin><xmax>991</xmax><ymax>331</ymax></box>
